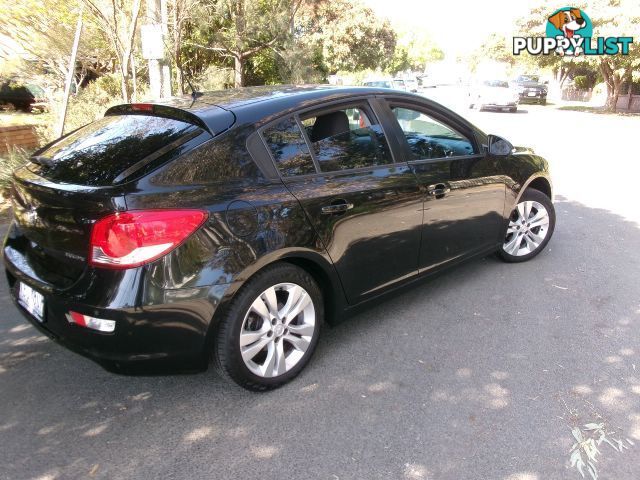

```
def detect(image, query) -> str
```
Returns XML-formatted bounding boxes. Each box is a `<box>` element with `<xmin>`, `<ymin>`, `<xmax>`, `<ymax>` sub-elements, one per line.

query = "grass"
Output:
<box><xmin>556</xmin><ymin>105</ymin><xmax>640</xmax><ymax>116</ymax></box>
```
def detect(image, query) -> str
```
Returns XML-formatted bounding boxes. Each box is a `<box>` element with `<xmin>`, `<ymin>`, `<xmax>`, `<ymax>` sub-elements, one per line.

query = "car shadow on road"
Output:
<box><xmin>1</xmin><ymin>197</ymin><xmax>640</xmax><ymax>480</ymax></box>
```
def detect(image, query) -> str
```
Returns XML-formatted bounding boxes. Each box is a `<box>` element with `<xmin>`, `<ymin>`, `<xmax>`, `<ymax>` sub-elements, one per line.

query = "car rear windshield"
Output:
<box><xmin>29</xmin><ymin>114</ymin><xmax>204</xmax><ymax>186</ymax></box>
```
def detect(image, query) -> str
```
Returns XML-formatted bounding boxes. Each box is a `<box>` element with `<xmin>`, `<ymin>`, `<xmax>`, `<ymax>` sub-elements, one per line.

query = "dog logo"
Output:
<box><xmin>546</xmin><ymin>7</ymin><xmax>592</xmax><ymax>55</ymax></box>
<box><xmin>547</xmin><ymin>8</ymin><xmax>588</xmax><ymax>39</ymax></box>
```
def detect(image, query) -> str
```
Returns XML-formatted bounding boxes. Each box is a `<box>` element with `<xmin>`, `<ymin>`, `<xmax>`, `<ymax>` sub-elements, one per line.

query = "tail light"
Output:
<box><xmin>89</xmin><ymin>210</ymin><xmax>208</xmax><ymax>269</ymax></box>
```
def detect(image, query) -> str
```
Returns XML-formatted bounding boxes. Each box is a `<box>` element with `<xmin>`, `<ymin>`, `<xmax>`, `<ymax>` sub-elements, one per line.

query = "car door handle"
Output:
<box><xmin>427</xmin><ymin>183</ymin><xmax>450</xmax><ymax>198</ymax></box>
<box><xmin>321</xmin><ymin>201</ymin><xmax>354</xmax><ymax>214</ymax></box>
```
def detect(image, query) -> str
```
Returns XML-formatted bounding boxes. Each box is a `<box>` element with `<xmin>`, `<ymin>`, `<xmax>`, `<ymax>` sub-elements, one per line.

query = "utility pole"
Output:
<box><xmin>57</xmin><ymin>5</ymin><xmax>83</xmax><ymax>138</ymax></box>
<box><xmin>143</xmin><ymin>0</ymin><xmax>170</xmax><ymax>99</ymax></box>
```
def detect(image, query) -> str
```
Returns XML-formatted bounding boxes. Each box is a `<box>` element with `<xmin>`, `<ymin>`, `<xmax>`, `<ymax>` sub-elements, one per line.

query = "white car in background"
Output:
<box><xmin>469</xmin><ymin>80</ymin><xmax>520</xmax><ymax>112</ymax></box>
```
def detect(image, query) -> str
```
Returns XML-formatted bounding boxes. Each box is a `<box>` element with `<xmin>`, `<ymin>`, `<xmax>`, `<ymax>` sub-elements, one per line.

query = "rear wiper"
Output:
<box><xmin>30</xmin><ymin>155</ymin><xmax>54</xmax><ymax>167</ymax></box>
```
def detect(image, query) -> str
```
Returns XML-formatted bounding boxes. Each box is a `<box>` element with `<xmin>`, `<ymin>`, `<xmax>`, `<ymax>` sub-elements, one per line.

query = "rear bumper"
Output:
<box><xmin>4</xmin><ymin>260</ymin><xmax>234</xmax><ymax>374</ymax></box>
<box><xmin>481</xmin><ymin>101</ymin><xmax>518</xmax><ymax>109</ymax></box>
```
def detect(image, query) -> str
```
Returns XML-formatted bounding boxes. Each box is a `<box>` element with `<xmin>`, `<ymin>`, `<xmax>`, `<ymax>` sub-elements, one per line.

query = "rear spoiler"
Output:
<box><xmin>106</xmin><ymin>104</ymin><xmax>211</xmax><ymax>134</ymax></box>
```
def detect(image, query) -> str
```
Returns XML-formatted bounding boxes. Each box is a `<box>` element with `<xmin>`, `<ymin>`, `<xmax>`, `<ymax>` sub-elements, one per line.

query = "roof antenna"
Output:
<box><xmin>183</xmin><ymin>70</ymin><xmax>203</xmax><ymax>105</ymax></box>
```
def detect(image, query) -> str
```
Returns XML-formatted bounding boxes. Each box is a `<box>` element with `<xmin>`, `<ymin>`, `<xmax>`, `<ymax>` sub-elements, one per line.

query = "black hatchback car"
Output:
<box><xmin>4</xmin><ymin>86</ymin><xmax>555</xmax><ymax>390</ymax></box>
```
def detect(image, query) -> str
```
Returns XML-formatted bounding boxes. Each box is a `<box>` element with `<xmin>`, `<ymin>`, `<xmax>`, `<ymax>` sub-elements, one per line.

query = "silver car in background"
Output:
<box><xmin>469</xmin><ymin>80</ymin><xmax>520</xmax><ymax>112</ymax></box>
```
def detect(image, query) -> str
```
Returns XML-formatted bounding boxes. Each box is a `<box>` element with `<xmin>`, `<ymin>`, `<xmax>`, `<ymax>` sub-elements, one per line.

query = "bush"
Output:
<box><xmin>573</xmin><ymin>75</ymin><xmax>594</xmax><ymax>90</ymax></box>
<box><xmin>0</xmin><ymin>147</ymin><xmax>29</xmax><ymax>196</ymax></box>
<box><xmin>195</xmin><ymin>66</ymin><xmax>234</xmax><ymax>91</ymax></box>
<box><xmin>36</xmin><ymin>74</ymin><xmax>125</xmax><ymax>144</ymax></box>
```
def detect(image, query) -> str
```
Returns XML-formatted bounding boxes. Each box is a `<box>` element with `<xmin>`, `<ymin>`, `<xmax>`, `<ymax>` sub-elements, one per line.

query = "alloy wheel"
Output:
<box><xmin>239</xmin><ymin>283</ymin><xmax>316</xmax><ymax>378</ymax></box>
<box><xmin>503</xmin><ymin>200</ymin><xmax>550</xmax><ymax>256</ymax></box>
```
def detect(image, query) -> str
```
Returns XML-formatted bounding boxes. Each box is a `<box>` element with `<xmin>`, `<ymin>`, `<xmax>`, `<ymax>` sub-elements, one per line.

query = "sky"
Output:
<box><xmin>362</xmin><ymin>0</ymin><xmax>543</xmax><ymax>58</ymax></box>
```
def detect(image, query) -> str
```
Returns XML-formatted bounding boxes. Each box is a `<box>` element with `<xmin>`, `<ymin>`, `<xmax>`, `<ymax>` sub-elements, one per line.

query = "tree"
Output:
<box><xmin>297</xmin><ymin>0</ymin><xmax>396</xmax><ymax>74</ymax></box>
<box><xmin>0</xmin><ymin>0</ymin><xmax>111</xmax><ymax>92</ymax></box>
<box><xmin>166</xmin><ymin>0</ymin><xmax>201</xmax><ymax>95</ymax></box>
<box><xmin>186</xmin><ymin>0</ymin><xmax>303</xmax><ymax>87</ymax></box>
<box><xmin>467</xmin><ymin>33</ymin><xmax>517</xmax><ymax>74</ymax></box>
<box><xmin>388</xmin><ymin>27</ymin><xmax>443</xmax><ymax>75</ymax></box>
<box><xmin>82</xmin><ymin>0</ymin><xmax>142</xmax><ymax>101</ymax></box>
<box><xmin>587</xmin><ymin>0</ymin><xmax>640</xmax><ymax>110</ymax></box>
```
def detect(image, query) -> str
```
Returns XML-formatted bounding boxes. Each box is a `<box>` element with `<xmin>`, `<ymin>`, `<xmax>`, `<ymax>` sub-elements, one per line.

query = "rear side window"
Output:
<box><xmin>30</xmin><ymin>115</ymin><xmax>205</xmax><ymax>186</ymax></box>
<box><xmin>262</xmin><ymin>117</ymin><xmax>316</xmax><ymax>177</ymax></box>
<box><xmin>302</xmin><ymin>106</ymin><xmax>393</xmax><ymax>173</ymax></box>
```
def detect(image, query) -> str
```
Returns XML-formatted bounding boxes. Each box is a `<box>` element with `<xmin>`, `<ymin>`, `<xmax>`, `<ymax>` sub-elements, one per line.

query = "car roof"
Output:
<box><xmin>143</xmin><ymin>84</ymin><xmax>419</xmax><ymax>128</ymax></box>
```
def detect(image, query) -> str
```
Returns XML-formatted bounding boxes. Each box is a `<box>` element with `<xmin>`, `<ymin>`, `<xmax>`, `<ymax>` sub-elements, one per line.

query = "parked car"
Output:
<box><xmin>469</xmin><ymin>80</ymin><xmax>520</xmax><ymax>112</ymax></box>
<box><xmin>363</xmin><ymin>79</ymin><xmax>410</xmax><ymax>91</ymax></box>
<box><xmin>4</xmin><ymin>85</ymin><xmax>555</xmax><ymax>390</ymax></box>
<box><xmin>511</xmin><ymin>75</ymin><xmax>548</xmax><ymax>105</ymax></box>
<box><xmin>362</xmin><ymin>79</ymin><xmax>394</xmax><ymax>89</ymax></box>
<box><xmin>0</xmin><ymin>81</ymin><xmax>48</xmax><ymax>112</ymax></box>
<box><xmin>400</xmin><ymin>78</ymin><xmax>419</xmax><ymax>93</ymax></box>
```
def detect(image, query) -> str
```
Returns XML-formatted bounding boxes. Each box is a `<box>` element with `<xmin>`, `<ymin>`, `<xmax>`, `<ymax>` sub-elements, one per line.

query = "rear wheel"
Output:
<box><xmin>498</xmin><ymin>188</ymin><xmax>555</xmax><ymax>263</ymax></box>
<box><xmin>213</xmin><ymin>263</ymin><xmax>323</xmax><ymax>391</ymax></box>
<box><xmin>509</xmin><ymin>106</ymin><xmax>517</xmax><ymax>113</ymax></box>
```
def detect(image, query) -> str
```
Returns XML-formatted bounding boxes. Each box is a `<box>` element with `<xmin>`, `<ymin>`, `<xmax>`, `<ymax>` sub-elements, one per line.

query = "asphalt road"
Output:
<box><xmin>2</xmin><ymin>104</ymin><xmax>640</xmax><ymax>480</ymax></box>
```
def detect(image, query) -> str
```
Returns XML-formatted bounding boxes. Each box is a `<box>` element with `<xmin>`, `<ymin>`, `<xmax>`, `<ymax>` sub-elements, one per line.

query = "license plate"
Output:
<box><xmin>18</xmin><ymin>282</ymin><xmax>45</xmax><ymax>322</ymax></box>
<box><xmin>527</xmin><ymin>92</ymin><xmax>537</xmax><ymax>97</ymax></box>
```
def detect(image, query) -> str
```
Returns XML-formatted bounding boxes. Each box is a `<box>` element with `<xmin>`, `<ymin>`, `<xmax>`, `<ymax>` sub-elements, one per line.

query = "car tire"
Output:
<box><xmin>540</xmin><ymin>99</ymin><xmax>547</xmax><ymax>106</ymax></box>
<box><xmin>509</xmin><ymin>107</ymin><xmax>517</xmax><ymax>113</ymax></box>
<box><xmin>213</xmin><ymin>262</ymin><xmax>323</xmax><ymax>391</ymax></box>
<box><xmin>498</xmin><ymin>188</ymin><xmax>555</xmax><ymax>263</ymax></box>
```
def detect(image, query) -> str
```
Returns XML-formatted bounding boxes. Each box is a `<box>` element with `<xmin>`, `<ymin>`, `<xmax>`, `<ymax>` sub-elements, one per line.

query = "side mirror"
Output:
<box><xmin>487</xmin><ymin>134</ymin><xmax>514</xmax><ymax>156</ymax></box>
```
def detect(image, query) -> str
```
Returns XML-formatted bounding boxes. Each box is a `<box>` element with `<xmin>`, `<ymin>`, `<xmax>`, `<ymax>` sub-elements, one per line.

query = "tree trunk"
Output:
<box><xmin>626</xmin><ymin>67</ymin><xmax>633</xmax><ymax>111</ymax></box>
<box><xmin>599</xmin><ymin>59</ymin><xmax>618</xmax><ymax>112</ymax></box>
<box><xmin>234</xmin><ymin>55</ymin><xmax>244</xmax><ymax>87</ymax></box>
<box><xmin>120</xmin><ymin>66</ymin><xmax>130</xmax><ymax>102</ymax></box>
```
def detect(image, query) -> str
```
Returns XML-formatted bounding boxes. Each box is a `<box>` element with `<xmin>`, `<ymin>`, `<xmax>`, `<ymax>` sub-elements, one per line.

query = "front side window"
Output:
<box><xmin>391</xmin><ymin>106</ymin><xmax>475</xmax><ymax>160</ymax></box>
<box><xmin>302</xmin><ymin>106</ymin><xmax>393</xmax><ymax>173</ymax></box>
<box><xmin>262</xmin><ymin>117</ymin><xmax>316</xmax><ymax>177</ymax></box>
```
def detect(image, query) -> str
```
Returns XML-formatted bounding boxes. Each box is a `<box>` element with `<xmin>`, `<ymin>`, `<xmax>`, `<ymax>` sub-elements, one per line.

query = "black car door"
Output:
<box><xmin>379</xmin><ymin>97</ymin><xmax>506</xmax><ymax>273</ymax></box>
<box><xmin>260</xmin><ymin>98</ymin><xmax>423</xmax><ymax>304</ymax></box>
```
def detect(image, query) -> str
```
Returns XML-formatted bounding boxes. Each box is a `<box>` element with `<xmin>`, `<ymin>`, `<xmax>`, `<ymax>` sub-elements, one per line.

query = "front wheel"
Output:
<box><xmin>498</xmin><ymin>188</ymin><xmax>555</xmax><ymax>263</ymax></box>
<box><xmin>213</xmin><ymin>263</ymin><xmax>323</xmax><ymax>391</ymax></box>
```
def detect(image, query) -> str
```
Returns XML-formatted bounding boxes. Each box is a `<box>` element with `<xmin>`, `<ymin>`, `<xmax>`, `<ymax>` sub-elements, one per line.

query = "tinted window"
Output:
<box><xmin>392</xmin><ymin>107</ymin><xmax>475</xmax><ymax>159</ymax></box>
<box><xmin>152</xmin><ymin>127</ymin><xmax>263</xmax><ymax>185</ymax></box>
<box><xmin>31</xmin><ymin>115</ymin><xmax>203</xmax><ymax>186</ymax></box>
<box><xmin>303</xmin><ymin>107</ymin><xmax>393</xmax><ymax>173</ymax></box>
<box><xmin>263</xmin><ymin>117</ymin><xmax>316</xmax><ymax>177</ymax></box>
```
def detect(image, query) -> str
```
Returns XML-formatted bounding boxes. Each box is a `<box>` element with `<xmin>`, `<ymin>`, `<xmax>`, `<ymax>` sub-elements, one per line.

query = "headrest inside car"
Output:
<box><xmin>310</xmin><ymin>111</ymin><xmax>350</xmax><ymax>143</ymax></box>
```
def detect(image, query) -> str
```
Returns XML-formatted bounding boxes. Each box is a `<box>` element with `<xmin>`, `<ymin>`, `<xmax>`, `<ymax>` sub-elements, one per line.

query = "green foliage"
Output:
<box><xmin>388</xmin><ymin>26</ymin><xmax>443</xmax><ymax>75</ymax></box>
<box><xmin>195</xmin><ymin>65</ymin><xmax>234</xmax><ymax>91</ymax></box>
<box><xmin>0</xmin><ymin>147</ymin><xmax>29</xmax><ymax>194</ymax></box>
<box><xmin>298</xmin><ymin>0</ymin><xmax>397</xmax><ymax>74</ymax></box>
<box><xmin>569</xmin><ymin>422</ymin><xmax>632</xmax><ymax>480</ymax></box>
<box><xmin>36</xmin><ymin>75</ymin><xmax>123</xmax><ymax>143</ymax></box>
<box><xmin>573</xmin><ymin>75</ymin><xmax>593</xmax><ymax>89</ymax></box>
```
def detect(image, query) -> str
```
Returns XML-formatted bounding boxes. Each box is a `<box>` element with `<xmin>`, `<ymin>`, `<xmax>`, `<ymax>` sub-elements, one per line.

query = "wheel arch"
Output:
<box><xmin>524</xmin><ymin>176</ymin><xmax>552</xmax><ymax>199</ymax></box>
<box><xmin>205</xmin><ymin>249</ymin><xmax>346</xmax><ymax>351</ymax></box>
